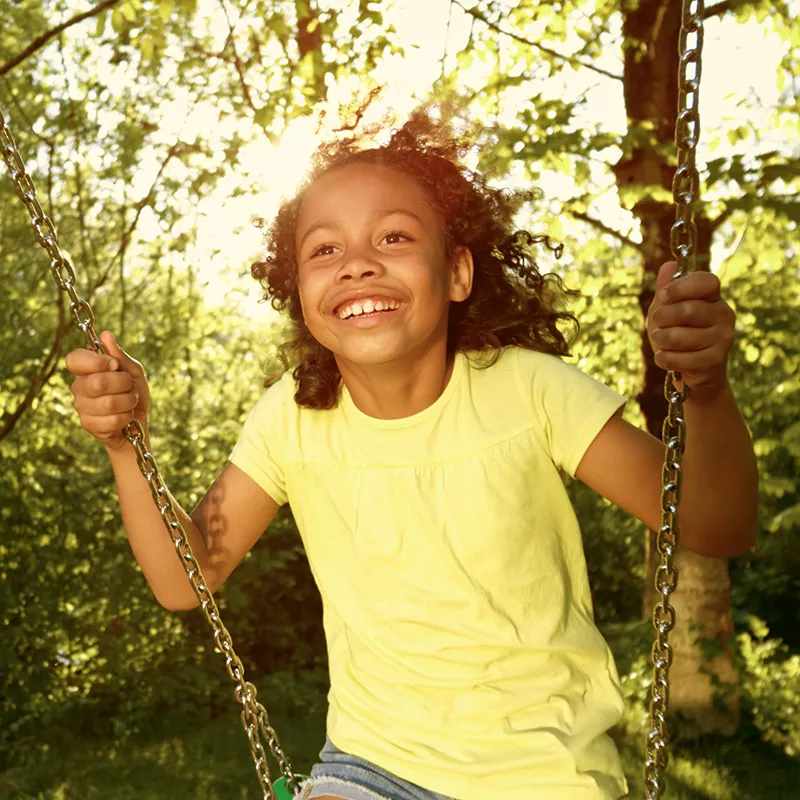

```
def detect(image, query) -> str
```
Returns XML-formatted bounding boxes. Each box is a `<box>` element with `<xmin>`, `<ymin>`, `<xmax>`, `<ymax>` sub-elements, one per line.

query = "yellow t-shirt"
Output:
<box><xmin>230</xmin><ymin>346</ymin><xmax>628</xmax><ymax>799</ymax></box>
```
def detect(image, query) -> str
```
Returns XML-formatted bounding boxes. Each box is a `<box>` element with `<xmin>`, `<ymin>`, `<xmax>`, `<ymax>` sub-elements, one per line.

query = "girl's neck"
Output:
<box><xmin>337</xmin><ymin>344</ymin><xmax>454</xmax><ymax>421</ymax></box>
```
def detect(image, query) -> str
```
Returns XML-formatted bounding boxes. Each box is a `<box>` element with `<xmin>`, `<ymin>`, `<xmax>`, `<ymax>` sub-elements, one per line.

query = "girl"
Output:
<box><xmin>66</xmin><ymin>108</ymin><xmax>758</xmax><ymax>800</ymax></box>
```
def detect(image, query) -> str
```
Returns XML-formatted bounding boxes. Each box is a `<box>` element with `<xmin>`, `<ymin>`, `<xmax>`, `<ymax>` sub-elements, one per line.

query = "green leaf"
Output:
<box><xmin>121</xmin><ymin>2</ymin><xmax>136</xmax><ymax>22</ymax></box>
<box><xmin>140</xmin><ymin>35</ymin><xmax>155</xmax><ymax>63</ymax></box>
<box><xmin>111</xmin><ymin>8</ymin><xmax>124</xmax><ymax>33</ymax></box>
<box><xmin>95</xmin><ymin>10</ymin><xmax>107</xmax><ymax>36</ymax></box>
<box><xmin>158</xmin><ymin>0</ymin><xmax>174</xmax><ymax>21</ymax></box>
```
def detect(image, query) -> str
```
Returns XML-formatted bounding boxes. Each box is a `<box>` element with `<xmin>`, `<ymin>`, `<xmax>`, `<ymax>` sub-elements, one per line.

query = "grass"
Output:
<box><xmin>2</xmin><ymin>686</ymin><xmax>798</xmax><ymax>799</ymax></box>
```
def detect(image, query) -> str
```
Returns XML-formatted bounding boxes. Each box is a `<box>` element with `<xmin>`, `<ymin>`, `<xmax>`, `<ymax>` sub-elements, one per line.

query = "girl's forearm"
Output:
<box><xmin>679</xmin><ymin>381</ymin><xmax>759</xmax><ymax>557</ymax></box>
<box><xmin>106</xmin><ymin>423</ymin><xmax>211</xmax><ymax>610</ymax></box>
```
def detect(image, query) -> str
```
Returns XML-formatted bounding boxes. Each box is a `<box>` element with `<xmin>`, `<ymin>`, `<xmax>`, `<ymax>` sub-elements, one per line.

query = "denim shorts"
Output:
<box><xmin>307</xmin><ymin>737</ymin><xmax>454</xmax><ymax>800</ymax></box>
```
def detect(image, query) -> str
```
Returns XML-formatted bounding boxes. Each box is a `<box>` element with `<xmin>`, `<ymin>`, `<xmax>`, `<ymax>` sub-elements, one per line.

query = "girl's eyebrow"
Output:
<box><xmin>298</xmin><ymin>208</ymin><xmax>425</xmax><ymax>249</ymax></box>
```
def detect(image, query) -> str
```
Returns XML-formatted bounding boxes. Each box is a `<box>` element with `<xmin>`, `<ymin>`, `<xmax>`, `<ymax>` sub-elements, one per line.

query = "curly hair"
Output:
<box><xmin>252</xmin><ymin>105</ymin><xmax>579</xmax><ymax>409</ymax></box>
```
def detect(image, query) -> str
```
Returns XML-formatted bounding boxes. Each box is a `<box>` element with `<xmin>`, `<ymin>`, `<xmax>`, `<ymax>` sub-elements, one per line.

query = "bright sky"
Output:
<box><xmin>128</xmin><ymin>1</ymin><xmax>791</xmax><ymax>317</ymax></box>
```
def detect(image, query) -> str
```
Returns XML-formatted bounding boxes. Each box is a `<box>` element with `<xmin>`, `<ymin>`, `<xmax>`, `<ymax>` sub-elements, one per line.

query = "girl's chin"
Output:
<box><xmin>334</xmin><ymin>345</ymin><xmax>406</xmax><ymax>367</ymax></box>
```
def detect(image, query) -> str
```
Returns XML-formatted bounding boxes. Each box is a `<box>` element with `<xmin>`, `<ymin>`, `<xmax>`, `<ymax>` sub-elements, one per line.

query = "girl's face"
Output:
<box><xmin>294</xmin><ymin>162</ymin><xmax>472</xmax><ymax>370</ymax></box>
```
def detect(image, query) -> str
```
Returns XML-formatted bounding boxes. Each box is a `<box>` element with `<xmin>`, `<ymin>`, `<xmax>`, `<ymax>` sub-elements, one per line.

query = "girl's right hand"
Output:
<box><xmin>66</xmin><ymin>330</ymin><xmax>150</xmax><ymax>451</ymax></box>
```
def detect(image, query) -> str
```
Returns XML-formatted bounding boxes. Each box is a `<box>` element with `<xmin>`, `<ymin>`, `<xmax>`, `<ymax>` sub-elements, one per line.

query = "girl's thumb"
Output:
<box><xmin>100</xmin><ymin>330</ymin><xmax>135</xmax><ymax>372</ymax></box>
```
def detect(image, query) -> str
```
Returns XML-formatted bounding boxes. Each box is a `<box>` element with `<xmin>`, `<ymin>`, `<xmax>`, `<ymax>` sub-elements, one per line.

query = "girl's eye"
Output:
<box><xmin>310</xmin><ymin>244</ymin><xmax>336</xmax><ymax>258</ymax></box>
<box><xmin>383</xmin><ymin>231</ymin><xmax>410</xmax><ymax>245</ymax></box>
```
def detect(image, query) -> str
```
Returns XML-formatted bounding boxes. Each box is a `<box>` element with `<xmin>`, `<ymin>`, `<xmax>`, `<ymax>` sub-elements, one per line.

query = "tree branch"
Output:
<box><xmin>90</xmin><ymin>139</ymin><xmax>186</xmax><ymax>294</ymax></box>
<box><xmin>709</xmin><ymin>207</ymin><xmax>734</xmax><ymax>233</ymax></box>
<box><xmin>569</xmin><ymin>209</ymin><xmax>643</xmax><ymax>252</ymax></box>
<box><xmin>703</xmin><ymin>0</ymin><xmax>746</xmax><ymax>19</ymax></box>
<box><xmin>452</xmin><ymin>0</ymin><xmax>623</xmax><ymax>82</ymax></box>
<box><xmin>441</xmin><ymin>0</ymin><xmax>454</xmax><ymax>79</ymax></box>
<box><xmin>0</xmin><ymin>293</ymin><xmax>67</xmax><ymax>443</ymax></box>
<box><xmin>218</xmin><ymin>0</ymin><xmax>259</xmax><ymax>116</ymax></box>
<box><xmin>0</xmin><ymin>78</ymin><xmax>57</xmax><ymax>148</ymax></box>
<box><xmin>58</xmin><ymin>36</ymin><xmax>101</xmax><ymax>281</ymax></box>
<box><xmin>0</xmin><ymin>0</ymin><xmax>124</xmax><ymax>78</ymax></box>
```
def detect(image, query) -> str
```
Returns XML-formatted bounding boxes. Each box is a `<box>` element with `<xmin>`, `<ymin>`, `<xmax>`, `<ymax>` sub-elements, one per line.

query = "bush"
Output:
<box><xmin>736</xmin><ymin>616</ymin><xmax>800</xmax><ymax>757</ymax></box>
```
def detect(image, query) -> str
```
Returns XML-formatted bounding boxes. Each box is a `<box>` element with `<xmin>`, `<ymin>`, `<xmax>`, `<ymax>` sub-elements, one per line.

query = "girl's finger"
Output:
<box><xmin>654</xmin><ymin>344</ymin><xmax>728</xmax><ymax>373</ymax></box>
<box><xmin>79</xmin><ymin>411</ymin><xmax>135</xmax><ymax>436</ymax></box>
<box><xmin>650</xmin><ymin>299</ymin><xmax>727</xmax><ymax>329</ymax></box>
<box><xmin>658</xmin><ymin>271</ymin><xmax>721</xmax><ymax>305</ymax></box>
<box><xmin>75</xmin><ymin>392</ymin><xmax>139</xmax><ymax>417</ymax></box>
<box><xmin>650</xmin><ymin>324</ymin><xmax>724</xmax><ymax>353</ymax></box>
<box><xmin>72</xmin><ymin>371</ymin><xmax>133</xmax><ymax>399</ymax></box>
<box><xmin>65</xmin><ymin>348</ymin><xmax>118</xmax><ymax>376</ymax></box>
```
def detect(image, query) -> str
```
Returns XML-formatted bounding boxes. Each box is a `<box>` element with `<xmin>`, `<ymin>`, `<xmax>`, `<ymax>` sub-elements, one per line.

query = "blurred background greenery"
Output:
<box><xmin>1</xmin><ymin>0</ymin><xmax>798</xmax><ymax>797</ymax></box>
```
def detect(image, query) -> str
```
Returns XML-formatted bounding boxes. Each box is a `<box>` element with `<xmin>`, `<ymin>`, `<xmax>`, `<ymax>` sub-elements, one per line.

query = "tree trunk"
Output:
<box><xmin>618</xmin><ymin>0</ymin><xmax>739</xmax><ymax>733</ymax></box>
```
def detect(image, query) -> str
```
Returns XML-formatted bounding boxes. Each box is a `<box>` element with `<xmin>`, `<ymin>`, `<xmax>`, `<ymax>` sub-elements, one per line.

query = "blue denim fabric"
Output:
<box><xmin>307</xmin><ymin>737</ymin><xmax>454</xmax><ymax>800</ymax></box>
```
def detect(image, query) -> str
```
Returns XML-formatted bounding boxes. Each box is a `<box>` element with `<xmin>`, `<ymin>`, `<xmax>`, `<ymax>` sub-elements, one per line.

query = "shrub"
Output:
<box><xmin>736</xmin><ymin>616</ymin><xmax>800</xmax><ymax>757</ymax></box>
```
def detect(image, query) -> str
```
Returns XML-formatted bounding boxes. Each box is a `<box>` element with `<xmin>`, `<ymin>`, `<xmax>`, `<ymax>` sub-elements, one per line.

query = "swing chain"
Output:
<box><xmin>0</xmin><ymin>125</ymin><xmax>103</xmax><ymax>348</ymax></box>
<box><xmin>645</xmin><ymin>2</ymin><xmax>704</xmax><ymax>799</ymax></box>
<box><xmin>0</xmin><ymin>109</ymin><xmax>300</xmax><ymax>800</ymax></box>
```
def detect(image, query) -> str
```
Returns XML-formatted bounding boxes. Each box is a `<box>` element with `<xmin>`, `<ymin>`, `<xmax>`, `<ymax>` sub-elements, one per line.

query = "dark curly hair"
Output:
<box><xmin>252</xmin><ymin>105</ymin><xmax>579</xmax><ymax>409</ymax></box>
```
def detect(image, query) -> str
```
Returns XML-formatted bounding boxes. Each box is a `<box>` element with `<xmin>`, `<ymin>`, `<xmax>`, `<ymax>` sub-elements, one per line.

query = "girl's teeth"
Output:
<box><xmin>338</xmin><ymin>298</ymin><xmax>401</xmax><ymax>319</ymax></box>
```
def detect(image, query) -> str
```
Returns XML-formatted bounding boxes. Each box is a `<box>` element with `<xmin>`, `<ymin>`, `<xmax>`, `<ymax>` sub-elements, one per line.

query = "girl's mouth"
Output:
<box><xmin>332</xmin><ymin>297</ymin><xmax>405</xmax><ymax>327</ymax></box>
<box><xmin>334</xmin><ymin>305</ymin><xmax>404</xmax><ymax>328</ymax></box>
<box><xmin>334</xmin><ymin>297</ymin><xmax>402</xmax><ymax>320</ymax></box>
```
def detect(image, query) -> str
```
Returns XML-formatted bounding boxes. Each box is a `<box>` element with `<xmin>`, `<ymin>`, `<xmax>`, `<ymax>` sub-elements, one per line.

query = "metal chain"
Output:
<box><xmin>644</xmin><ymin>2</ymin><xmax>704</xmax><ymax>799</ymax></box>
<box><xmin>0</xmin><ymin>109</ymin><xmax>301</xmax><ymax>800</ymax></box>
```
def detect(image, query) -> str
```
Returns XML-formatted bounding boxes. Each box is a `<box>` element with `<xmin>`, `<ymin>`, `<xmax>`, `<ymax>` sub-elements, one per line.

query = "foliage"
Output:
<box><xmin>569</xmin><ymin>480</ymin><xmax>644</xmax><ymax>624</ymax></box>
<box><xmin>736</xmin><ymin>616</ymin><xmax>800</xmax><ymax>758</ymax></box>
<box><xmin>719</xmin><ymin>208</ymin><xmax>800</xmax><ymax>649</ymax></box>
<box><xmin>1</xmin><ymin>0</ymin><xmax>798</xmax><ymax>788</ymax></box>
<box><xmin>0</xmin><ymin>303</ymin><xmax>279</xmax><ymax>764</ymax></box>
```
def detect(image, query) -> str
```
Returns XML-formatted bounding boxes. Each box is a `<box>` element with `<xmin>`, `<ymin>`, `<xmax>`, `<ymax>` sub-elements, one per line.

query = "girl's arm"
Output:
<box><xmin>575</xmin><ymin>390</ymin><xmax>758</xmax><ymax>557</ymax></box>
<box><xmin>574</xmin><ymin>262</ymin><xmax>758</xmax><ymax>558</ymax></box>
<box><xmin>109</xmin><ymin>444</ymin><xmax>280</xmax><ymax>610</ymax></box>
<box><xmin>68</xmin><ymin>331</ymin><xmax>280</xmax><ymax>610</ymax></box>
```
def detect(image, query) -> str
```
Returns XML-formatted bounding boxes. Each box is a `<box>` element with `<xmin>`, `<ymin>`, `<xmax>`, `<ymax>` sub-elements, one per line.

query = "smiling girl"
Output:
<box><xmin>66</xmin><ymin>108</ymin><xmax>758</xmax><ymax>799</ymax></box>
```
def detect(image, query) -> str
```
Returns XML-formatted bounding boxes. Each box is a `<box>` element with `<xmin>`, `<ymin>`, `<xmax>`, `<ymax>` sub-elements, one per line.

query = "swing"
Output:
<box><xmin>0</xmin><ymin>2</ymin><xmax>705</xmax><ymax>798</ymax></box>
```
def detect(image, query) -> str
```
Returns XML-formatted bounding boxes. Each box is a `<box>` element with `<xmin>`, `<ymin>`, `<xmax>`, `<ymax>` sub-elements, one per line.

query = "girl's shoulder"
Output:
<box><xmin>477</xmin><ymin>345</ymin><xmax>623</xmax><ymax>417</ymax></box>
<box><xmin>243</xmin><ymin>370</ymin><xmax>297</xmax><ymax>429</ymax></box>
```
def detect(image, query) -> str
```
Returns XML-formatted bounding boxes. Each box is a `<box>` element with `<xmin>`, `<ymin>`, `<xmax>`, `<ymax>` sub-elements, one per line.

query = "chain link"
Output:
<box><xmin>0</xmin><ymin>108</ymin><xmax>301</xmax><ymax>800</ymax></box>
<box><xmin>644</xmin><ymin>2</ymin><xmax>704</xmax><ymax>798</ymax></box>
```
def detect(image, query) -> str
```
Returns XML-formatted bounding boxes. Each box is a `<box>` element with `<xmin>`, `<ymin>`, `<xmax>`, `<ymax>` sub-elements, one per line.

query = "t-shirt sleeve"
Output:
<box><xmin>517</xmin><ymin>348</ymin><xmax>626</xmax><ymax>477</ymax></box>
<box><xmin>228</xmin><ymin>373</ymin><xmax>293</xmax><ymax>506</ymax></box>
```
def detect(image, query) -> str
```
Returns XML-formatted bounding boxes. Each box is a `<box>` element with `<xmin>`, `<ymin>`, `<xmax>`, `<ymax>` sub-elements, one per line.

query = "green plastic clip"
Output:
<box><xmin>272</xmin><ymin>775</ymin><xmax>311</xmax><ymax>800</ymax></box>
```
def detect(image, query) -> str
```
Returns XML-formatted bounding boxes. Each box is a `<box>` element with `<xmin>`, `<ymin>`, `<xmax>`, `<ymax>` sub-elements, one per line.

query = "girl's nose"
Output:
<box><xmin>337</xmin><ymin>252</ymin><xmax>385</xmax><ymax>281</ymax></box>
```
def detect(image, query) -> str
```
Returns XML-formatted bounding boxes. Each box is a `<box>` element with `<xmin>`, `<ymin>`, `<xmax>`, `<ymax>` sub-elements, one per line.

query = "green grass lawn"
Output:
<box><xmin>2</xmin><ymin>690</ymin><xmax>798</xmax><ymax>799</ymax></box>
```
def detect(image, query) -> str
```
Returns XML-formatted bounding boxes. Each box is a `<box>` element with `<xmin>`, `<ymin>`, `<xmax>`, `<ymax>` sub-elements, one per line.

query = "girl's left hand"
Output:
<box><xmin>647</xmin><ymin>261</ymin><xmax>735</xmax><ymax>399</ymax></box>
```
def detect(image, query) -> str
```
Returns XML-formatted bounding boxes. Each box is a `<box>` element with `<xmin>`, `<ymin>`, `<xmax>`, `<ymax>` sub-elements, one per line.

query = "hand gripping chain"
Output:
<box><xmin>0</xmin><ymin>110</ymin><xmax>301</xmax><ymax>800</ymax></box>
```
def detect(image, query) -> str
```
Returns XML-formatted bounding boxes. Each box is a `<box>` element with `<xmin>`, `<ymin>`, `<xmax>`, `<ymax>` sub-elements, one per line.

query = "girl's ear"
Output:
<box><xmin>450</xmin><ymin>246</ymin><xmax>473</xmax><ymax>303</ymax></box>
